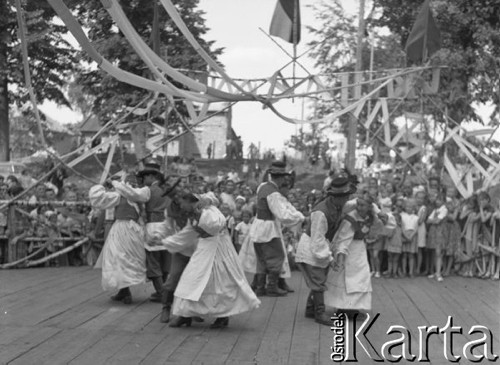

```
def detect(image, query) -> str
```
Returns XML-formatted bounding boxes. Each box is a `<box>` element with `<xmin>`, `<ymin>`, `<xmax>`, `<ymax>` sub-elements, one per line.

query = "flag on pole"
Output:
<box><xmin>269</xmin><ymin>0</ymin><xmax>301</xmax><ymax>44</ymax></box>
<box><xmin>404</xmin><ymin>0</ymin><xmax>441</xmax><ymax>64</ymax></box>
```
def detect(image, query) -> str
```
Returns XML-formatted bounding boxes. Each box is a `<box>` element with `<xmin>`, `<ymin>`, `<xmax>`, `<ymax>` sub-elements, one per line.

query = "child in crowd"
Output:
<box><xmin>458</xmin><ymin>196</ymin><xmax>479</xmax><ymax>277</ymax></box>
<box><xmin>415</xmin><ymin>191</ymin><xmax>427</xmax><ymax>275</ymax></box>
<box><xmin>234</xmin><ymin>209</ymin><xmax>252</xmax><ymax>253</ymax></box>
<box><xmin>442</xmin><ymin>198</ymin><xmax>460</xmax><ymax>277</ymax></box>
<box><xmin>384</xmin><ymin>204</ymin><xmax>402</xmax><ymax>278</ymax></box>
<box><xmin>400</xmin><ymin>199</ymin><xmax>419</xmax><ymax>277</ymax></box>
<box><xmin>477</xmin><ymin>192</ymin><xmax>494</xmax><ymax>278</ymax></box>
<box><xmin>427</xmin><ymin>194</ymin><xmax>448</xmax><ymax>282</ymax></box>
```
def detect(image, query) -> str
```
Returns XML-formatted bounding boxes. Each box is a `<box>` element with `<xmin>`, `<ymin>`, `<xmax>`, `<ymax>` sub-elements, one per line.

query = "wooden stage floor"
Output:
<box><xmin>0</xmin><ymin>267</ymin><xmax>499</xmax><ymax>364</ymax></box>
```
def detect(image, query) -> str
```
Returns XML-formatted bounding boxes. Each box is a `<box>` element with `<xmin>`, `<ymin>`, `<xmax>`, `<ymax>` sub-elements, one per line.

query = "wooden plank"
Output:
<box><xmin>224</xmin><ymin>283</ymin><xmax>276</xmax><ymax>363</ymax></box>
<box><xmin>9</xmin><ymin>328</ymin><xmax>100</xmax><ymax>365</ymax></box>
<box><xmin>106</xmin><ymin>333</ymin><xmax>169</xmax><ymax>365</ymax></box>
<box><xmin>254</xmin><ymin>278</ymin><xmax>302</xmax><ymax>364</ymax></box>
<box><xmin>288</xmin><ymin>275</ymin><xmax>320</xmax><ymax>365</ymax></box>
<box><xmin>140</xmin><ymin>328</ymin><xmax>207</xmax><ymax>365</ymax></box>
<box><xmin>191</xmin><ymin>311</ymin><xmax>254</xmax><ymax>364</ymax></box>
<box><xmin>68</xmin><ymin>332</ymin><xmax>134</xmax><ymax>365</ymax></box>
<box><xmin>0</xmin><ymin>327</ymin><xmax>61</xmax><ymax>364</ymax></box>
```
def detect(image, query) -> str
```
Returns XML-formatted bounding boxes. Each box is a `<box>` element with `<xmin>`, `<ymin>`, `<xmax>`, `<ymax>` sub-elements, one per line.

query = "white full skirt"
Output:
<box><xmin>173</xmin><ymin>232</ymin><xmax>260</xmax><ymax>318</ymax></box>
<box><xmin>96</xmin><ymin>220</ymin><xmax>146</xmax><ymax>291</ymax></box>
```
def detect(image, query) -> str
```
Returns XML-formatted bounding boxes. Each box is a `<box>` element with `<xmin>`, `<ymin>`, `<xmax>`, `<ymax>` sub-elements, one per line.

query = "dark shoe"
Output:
<box><xmin>266</xmin><ymin>272</ymin><xmax>287</xmax><ymax>297</ymax></box>
<box><xmin>122</xmin><ymin>295</ymin><xmax>132</xmax><ymax>305</ymax></box>
<box><xmin>193</xmin><ymin>316</ymin><xmax>205</xmax><ymax>323</ymax></box>
<box><xmin>312</xmin><ymin>291</ymin><xmax>331</xmax><ymax>326</ymax></box>
<box><xmin>278</xmin><ymin>278</ymin><xmax>294</xmax><ymax>293</ymax></box>
<box><xmin>160</xmin><ymin>306</ymin><xmax>170</xmax><ymax>323</ymax></box>
<box><xmin>305</xmin><ymin>291</ymin><xmax>315</xmax><ymax>318</ymax></box>
<box><xmin>111</xmin><ymin>288</ymin><xmax>128</xmax><ymax>301</ymax></box>
<box><xmin>210</xmin><ymin>317</ymin><xmax>229</xmax><ymax>329</ymax></box>
<box><xmin>254</xmin><ymin>273</ymin><xmax>267</xmax><ymax>296</ymax></box>
<box><xmin>169</xmin><ymin>316</ymin><xmax>192</xmax><ymax>328</ymax></box>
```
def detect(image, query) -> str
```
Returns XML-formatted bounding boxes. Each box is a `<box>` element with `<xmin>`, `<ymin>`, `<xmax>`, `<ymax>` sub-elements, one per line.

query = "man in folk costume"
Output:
<box><xmin>295</xmin><ymin>172</ymin><xmax>353</xmax><ymax>325</ymax></box>
<box><xmin>249</xmin><ymin>161</ymin><xmax>305</xmax><ymax>296</ymax></box>
<box><xmin>159</xmin><ymin>191</ymin><xmax>199</xmax><ymax>323</ymax></box>
<box><xmin>137</xmin><ymin>158</ymin><xmax>170</xmax><ymax>302</ymax></box>
<box><xmin>89</xmin><ymin>173</ymin><xmax>150</xmax><ymax>304</ymax></box>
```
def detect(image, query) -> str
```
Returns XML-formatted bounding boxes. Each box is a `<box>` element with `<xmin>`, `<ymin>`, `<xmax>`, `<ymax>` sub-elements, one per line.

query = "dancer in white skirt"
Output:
<box><xmin>89</xmin><ymin>174</ymin><xmax>150</xmax><ymax>304</ymax></box>
<box><xmin>326</xmin><ymin>192</ymin><xmax>377</xmax><ymax>315</ymax></box>
<box><xmin>151</xmin><ymin>193</ymin><xmax>260</xmax><ymax>328</ymax></box>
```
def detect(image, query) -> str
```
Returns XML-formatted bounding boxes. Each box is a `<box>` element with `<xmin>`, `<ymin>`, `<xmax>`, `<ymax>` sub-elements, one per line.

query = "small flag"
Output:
<box><xmin>269</xmin><ymin>0</ymin><xmax>301</xmax><ymax>45</ymax></box>
<box><xmin>405</xmin><ymin>0</ymin><xmax>441</xmax><ymax>64</ymax></box>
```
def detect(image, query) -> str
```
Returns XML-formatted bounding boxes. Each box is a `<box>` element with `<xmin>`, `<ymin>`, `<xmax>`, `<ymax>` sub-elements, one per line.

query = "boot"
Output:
<box><xmin>160</xmin><ymin>291</ymin><xmax>174</xmax><ymax>323</ymax></box>
<box><xmin>278</xmin><ymin>278</ymin><xmax>294</xmax><ymax>293</ymax></box>
<box><xmin>112</xmin><ymin>287</ymin><xmax>131</xmax><ymax>304</ymax></box>
<box><xmin>209</xmin><ymin>317</ymin><xmax>229</xmax><ymax>329</ymax></box>
<box><xmin>266</xmin><ymin>272</ymin><xmax>287</xmax><ymax>297</ymax></box>
<box><xmin>305</xmin><ymin>291</ymin><xmax>315</xmax><ymax>318</ymax></box>
<box><xmin>169</xmin><ymin>316</ymin><xmax>192</xmax><ymax>327</ymax></box>
<box><xmin>160</xmin><ymin>306</ymin><xmax>171</xmax><ymax>323</ymax></box>
<box><xmin>111</xmin><ymin>288</ymin><xmax>128</xmax><ymax>301</ymax></box>
<box><xmin>150</xmin><ymin>277</ymin><xmax>163</xmax><ymax>302</ymax></box>
<box><xmin>312</xmin><ymin>291</ymin><xmax>331</xmax><ymax>326</ymax></box>
<box><xmin>254</xmin><ymin>273</ymin><xmax>267</xmax><ymax>297</ymax></box>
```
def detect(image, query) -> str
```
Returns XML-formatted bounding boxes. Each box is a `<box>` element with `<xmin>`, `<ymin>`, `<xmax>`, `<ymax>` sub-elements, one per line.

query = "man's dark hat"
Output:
<box><xmin>268</xmin><ymin>160</ymin><xmax>291</xmax><ymax>176</ymax></box>
<box><xmin>326</xmin><ymin>171</ymin><xmax>352</xmax><ymax>196</ymax></box>
<box><xmin>137</xmin><ymin>157</ymin><xmax>163</xmax><ymax>178</ymax></box>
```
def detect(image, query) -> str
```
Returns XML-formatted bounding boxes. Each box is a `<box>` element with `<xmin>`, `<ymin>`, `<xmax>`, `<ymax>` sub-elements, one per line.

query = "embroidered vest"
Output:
<box><xmin>114</xmin><ymin>197</ymin><xmax>139</xmax><ymax>222</ymax></box>
<box><xmin>256</xmin><ymin>182</ymin><xmax>279</xmax><ymax>221</ymax></box>
<box><xmin>305</xmin><ymin>198</ymin><xmax>342</xmax><ymax>241</ymax></box>
<box><xmin>145</xmin><ymin>183</ymin><xmax>167</xmax><ymax>222</ymax></box>
<box><xmin>342</xmin><ymin>213</ymin><xmax>372</xmax><ymax>240</ymax></box>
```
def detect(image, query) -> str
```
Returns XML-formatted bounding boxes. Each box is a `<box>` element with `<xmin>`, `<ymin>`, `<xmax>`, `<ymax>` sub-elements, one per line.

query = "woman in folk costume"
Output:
<box><xmin>239</xmin><ymin>161</ymin><xmax>305</xmax><ymax>296</ymax></box>
<box><xmin>89</xmin><ymin>173</ymin><xmax>150</xmax><ymax>304</ymax></box>
<box><xmin>153</xmin><ymin>192</ymin><xmax>260</xmax><ymax>329</ymax></box>
<box><xmin>325</xmin><ymin>192</ymin><xmax>378</xmax><ymax>315</ymax></box>
<box><xmin>295</xmin><ymin>172</ymin><xmax>353</xmax><ymax>325</ymax></box>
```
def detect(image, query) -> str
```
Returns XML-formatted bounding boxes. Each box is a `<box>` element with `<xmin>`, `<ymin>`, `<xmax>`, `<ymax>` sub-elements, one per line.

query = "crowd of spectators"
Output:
<box><xmin>1</xmin><ymin>159</ymin><xmax>498</xmax><ymax>282</ymax></box>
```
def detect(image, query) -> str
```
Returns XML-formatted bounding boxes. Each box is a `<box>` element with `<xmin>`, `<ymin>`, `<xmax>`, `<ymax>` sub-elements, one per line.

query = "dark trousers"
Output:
<box><xmin>297</xmin><ymin>263</ymin><xmax>329</xmax><ymax>292</ymax></box>
<box><xmin>253</xmin><ymin>238</ymin><xmax>285</xmax><ymax>274</ymax></box>
<box><xmin>161</xmin><ymin>253</ymin><xmax>190</xmax><ymax>305</ymax></box>
<box><xmin>146</xmin><ymin>250</ymin><xmax>171</xmax><ymax>280</ymax></box>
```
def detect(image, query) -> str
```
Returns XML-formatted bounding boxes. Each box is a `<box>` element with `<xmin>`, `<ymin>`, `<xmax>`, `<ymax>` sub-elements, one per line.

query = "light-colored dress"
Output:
<box><xmin>163</xmin><ymin>206</ymin><xmax>260</xmax><ymax>318</ymax></box>
<box><xmin>401</xmin><ymin>212</ymin><xmax>419</xmax><ymax>254</ymax></box>
<box><xmin>89</xmin><ymin>182</ymin><xmax>150</xmax><ymax>291</ymax></box>
<box><xmin>416</xmin><ymin>206</ymin><xmax>427</xmax><ymax>248</ymax></box>
<box><xmin>325</xmin><ymin>210</ymin><xmax>372</xmax><ymax>311</ymax></box>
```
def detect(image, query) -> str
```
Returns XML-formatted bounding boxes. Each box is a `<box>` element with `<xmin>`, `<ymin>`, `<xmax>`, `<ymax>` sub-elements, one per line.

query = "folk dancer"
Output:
<box><xmin>138</xmin><ymin>158</ymin><xmax>170</xmax><ymax>302</ymax></box>
<box><xmin>326</xmin><ymin>192</ymin><xmax>379</xmax><ymax>317</ymax></box>
<box><xmin>242</xmin><ymin>161</ymin><xmax>305</xmax><ymax>296</ymax></box>
<box><xmin>159</xmin><ymin>190</ymin><xmax>199</xmax><ymax>323</ymax></box>
<box><xmin>152</xmin><ymin>192</ymin><xmax>260</xmax><ymax>328</ymax></box>
<box><xmin>295</xmin><ymin>172</ymin><xmax>353</xmax><ymax>325</ymax></box>
<box><xmin>89</xmin><ymin>174</ymin><xmax>150</xmax><ymax>304</ymax></box>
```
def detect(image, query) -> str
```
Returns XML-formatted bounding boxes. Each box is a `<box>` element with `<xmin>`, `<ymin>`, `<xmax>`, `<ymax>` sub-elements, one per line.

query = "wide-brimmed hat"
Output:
<box><xmin>137</xmin><ymin>157</ymin><xmax>163</xmax><ymax>178</ymax></box>
<box><xmin>325</xmin><ymin>171</ymin><xmax>352</xmax><ymax>196</ymax></box>
<box><xmin>268</xmin><ymin>161</ymin><xmax>291</xmax><ymax>176</ymax></box>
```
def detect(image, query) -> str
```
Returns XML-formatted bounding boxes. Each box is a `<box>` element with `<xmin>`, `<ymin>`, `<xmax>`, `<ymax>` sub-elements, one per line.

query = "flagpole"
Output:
<box><xmin>346</xmin><ymin>0</ymin><xmax>365</xmax><ymax>171</ymax></box>
<box><xmin>292</xmin><ymin>0</ymin><xmax>298</xmax><ymax>101</ymax></box>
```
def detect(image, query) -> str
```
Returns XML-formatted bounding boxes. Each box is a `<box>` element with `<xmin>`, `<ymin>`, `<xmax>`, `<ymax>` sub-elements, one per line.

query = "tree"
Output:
<box><xmin>286</xmin><ymin>1</ymin><xmax>404</xmax><ymax>162</ymax></box>
<box><xmin>374</xmin><ymin>0</ymin><xmax>500</xmax><ymax>126</ymax></box>
<box><xmin>0</xmin><ymin>0</ymin><xmax>79</xmax><ymax>161</ymax></box>
<box><xmin>72</xmin><ymin>0</ymin><xmax>223</xmax><ymax>127</ymax></box>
